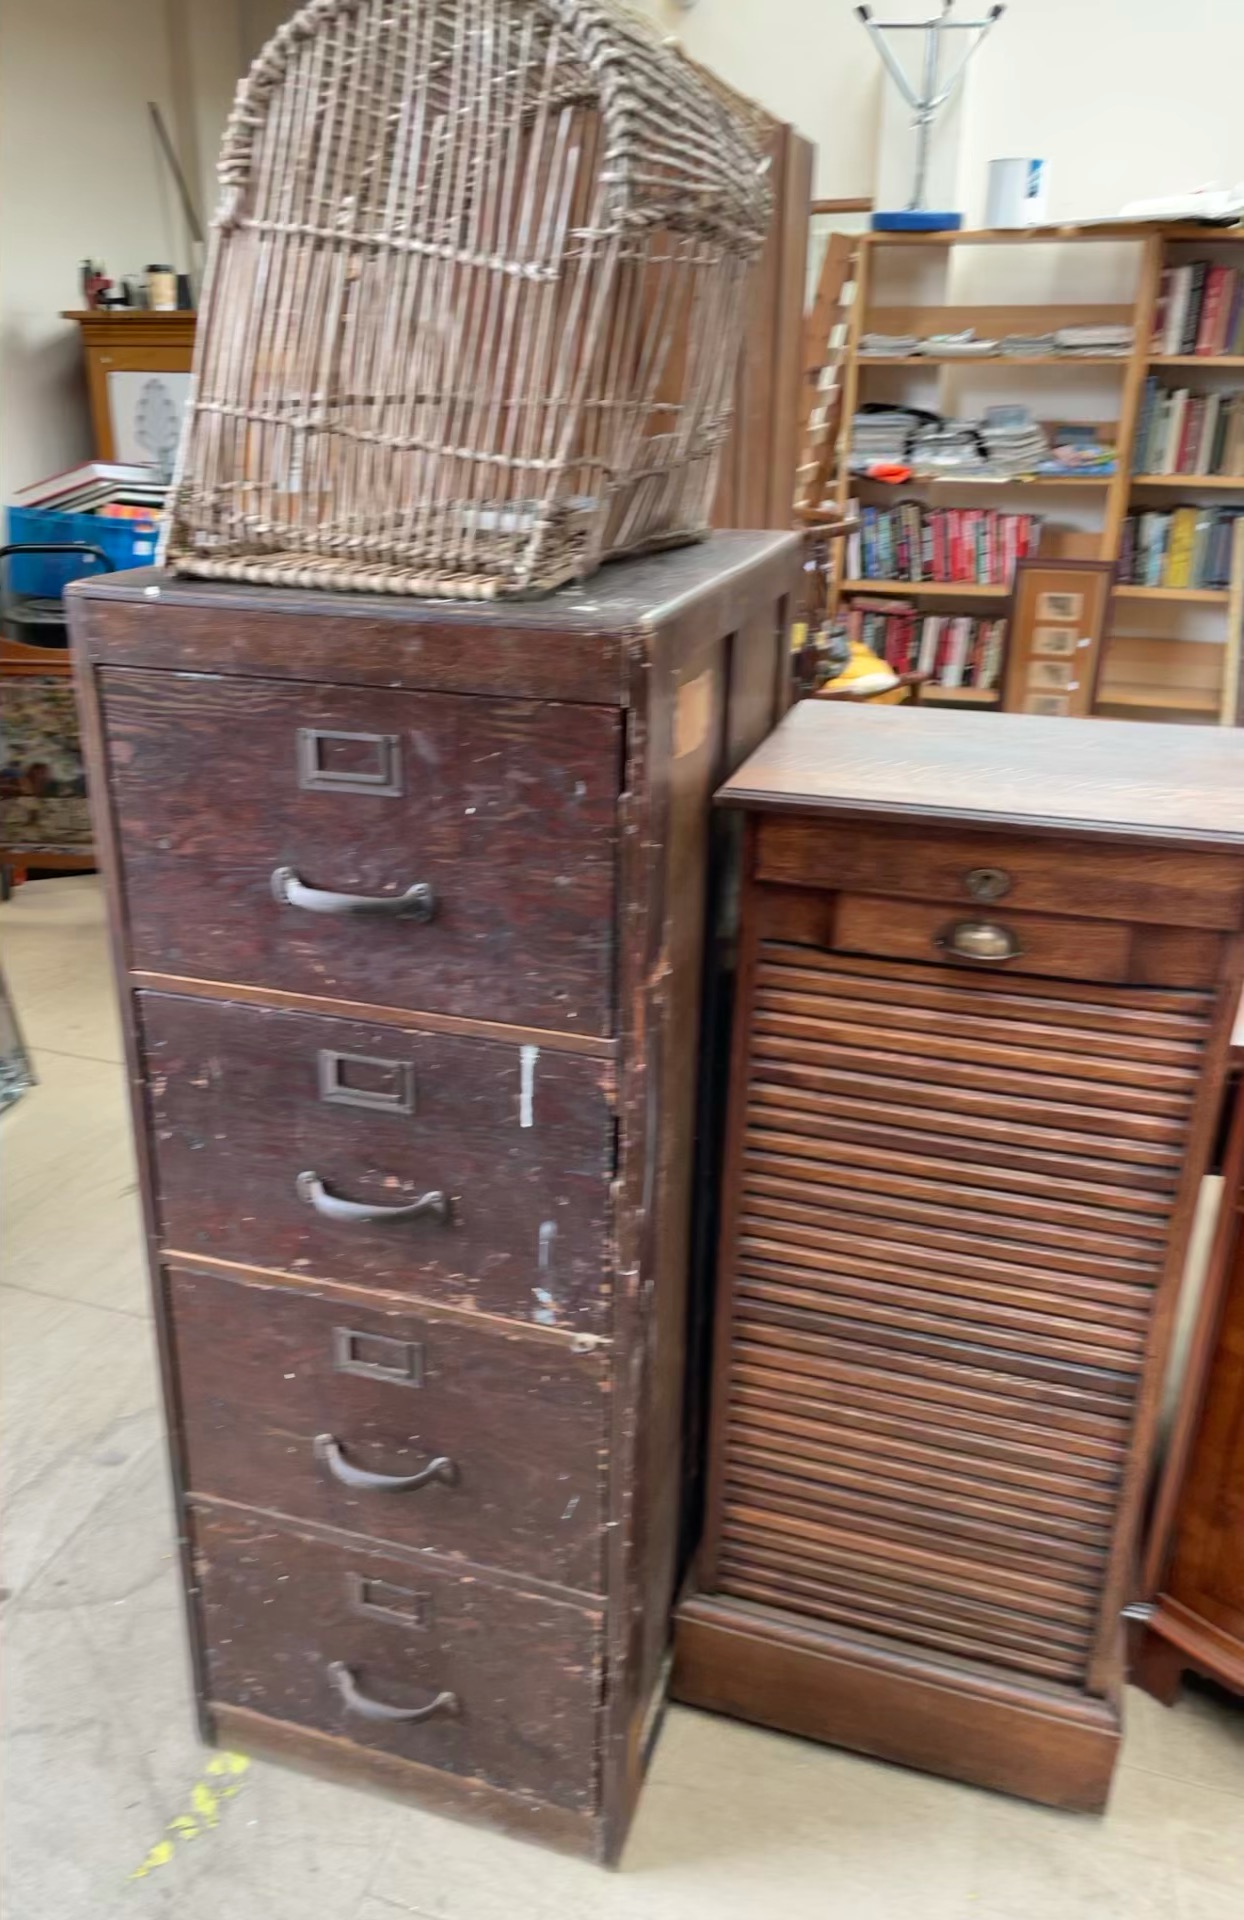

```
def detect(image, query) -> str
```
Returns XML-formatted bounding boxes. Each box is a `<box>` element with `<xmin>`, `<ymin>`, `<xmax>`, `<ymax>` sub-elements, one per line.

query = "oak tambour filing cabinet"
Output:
<box><xmin>68</xmin><ymin>531</ymin><xmax>800</xmax><ymax>1863</ymax></box>
<box><xmin>673</xmin><ymin>699</ymin><xmax>1244</xmax><ymax>1812</ymax></box>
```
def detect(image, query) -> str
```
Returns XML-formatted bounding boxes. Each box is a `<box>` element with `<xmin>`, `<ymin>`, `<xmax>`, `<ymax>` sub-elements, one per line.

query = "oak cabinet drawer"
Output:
<box><xmin>830</xmin><ymin>894</ymin><xmax>1220</xmax><ymax>989</ymax></box>
<box><xmin>756</xmin><ymin>816</ymin><xmax>1244</xmax><ymax>933</ymax></box>
<box><xmin>194</xmin><ymin>1507</ymin><xmax>602</xmax><ymax>1811</ymax></box>
<box><xmin>168</xmin><ymin>1267</ymin><xmax>607</xmax><ymax>1591</ymax></box>
<box><xmin>101</xmin><ymin>670</ymin><xmax>620</xmax><ymax>1035</ymax></box>
<box><xmin>140</xmin><ymin>994</ymin><xmax>614</xmax><ymax>1331</ymax></box>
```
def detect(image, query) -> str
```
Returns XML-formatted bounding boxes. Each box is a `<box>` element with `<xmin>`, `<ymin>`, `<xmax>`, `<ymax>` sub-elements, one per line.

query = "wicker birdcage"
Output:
<box><xmin>162</xmin><ymin>0</ymin><xmax>771</xmax><ymax>600</ymax></box>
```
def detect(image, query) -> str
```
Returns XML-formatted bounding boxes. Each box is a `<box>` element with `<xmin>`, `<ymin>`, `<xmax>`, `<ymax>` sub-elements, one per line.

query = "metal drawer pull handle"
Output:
<box><xmin>328</xmin><ymin>1661</ymin><xmax>458</xmax><ymax>1724</ymax></box>
<box><xmin>939</xmin><ymin>919</ymin><xmax>1023</xmax><ymax>963</ymax></box>
<box><xmin>271</xmin><ymin>866</ymin><xmax>436</xmax><ymax>922</ymax></box>
<box><xmin>297</xmin><ymin>1171</ymin><xmax>450</xmax><ymax>1227</ymax></box>
<box><xmin>315</xmin><ymin>1433</ymin><xmax>456</xmax><ymax>1493</ymax></box>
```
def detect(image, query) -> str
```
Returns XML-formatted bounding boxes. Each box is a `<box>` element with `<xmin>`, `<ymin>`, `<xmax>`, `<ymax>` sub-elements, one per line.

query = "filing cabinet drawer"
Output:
<box><xmin>101</xmin><ymin>670</ymin><xmax>620</xmax><ymax>1034</ymax></box>
<box><xmin>140</xmin><ymin>993</ymin><xmax>614</xmax><ymax>1331</ymax></box>
<box><xmin>168</xmin><ymin>1266</ymin><xmax>608</xmax><ymax>1591</ymax></box>
<box><xmin>194</xmin><ymin>1507</ymin><xmax>602</xmax><ymax>1811</ymax></box>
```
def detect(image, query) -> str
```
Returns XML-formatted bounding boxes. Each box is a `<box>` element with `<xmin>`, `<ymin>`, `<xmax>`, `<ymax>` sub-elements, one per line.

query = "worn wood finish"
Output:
<box><xmin>74</xmin><ymin>533</ymin><xmax>791</xmax><ymax>701</ymax></box>
<box><xmin>1136</xmin><ymin>1038</ymin><xmax>1244</xmax><ymax>1702</ymax></box>
<box><xmin>69</xmin><ymin>531</ymin><xmax>801</xmax><ymax>1863</ymax></box>
<box><xmin>676</xmin><ymin>698</ymin><xmax>1244</xmax><ymax>1808</ymax></box>
<box><xmin>674</xmin><ymin>1597</ymin><xmax>1121</xmax><ymax>1814</ymax></box>
<box><xmin>713</xmin><ymin>122</ymin><xmax>812</xmax><ymax>532</ymax></box>
<box><xmin>756</xmin><ymin>817</ymin><xmax>1244</xmax><ymax>932</ymax></box>
<box><xmin>193</xmin><ymin>1507</ymin><xmax>602</xmax><ymax>1810</ymax></box>
<box><xmin>141</xmin><ymin>994</ymin><xmax>614</xmax><ymax>1331</ymax></box>
<box><xmin>719</xmin><ymin>700</ymin><xmax>1244</xmax><ymax>853</ymax></box>
<box><xmin>167</xmin><ymin>1265</ymin><xmax>608</xmax><ymax>1592</ymax></box>
<box><xmin>103</xmin><ymin>672</ymin><xmax>620</xmax><ymax>1035</ymax></box>
<box><xmin>211</xmin><ymin>1703</ymin><xmax>600</xmax><ymax>1858</ymax></box>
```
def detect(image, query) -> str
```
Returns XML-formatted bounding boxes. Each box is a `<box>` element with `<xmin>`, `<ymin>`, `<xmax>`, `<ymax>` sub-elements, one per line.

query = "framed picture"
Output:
<box><xmin>1002</xmin><ymin>560</ymin><xmax>1114</xmax><ymax>719</ymax></box>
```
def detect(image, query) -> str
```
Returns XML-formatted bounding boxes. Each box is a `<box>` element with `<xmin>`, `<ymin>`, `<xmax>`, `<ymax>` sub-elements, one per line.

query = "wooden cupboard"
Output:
<box><xmin>674</xmin><ymin>699</ymin><xmax>1244</xmax><ymax>1809</ymax></box>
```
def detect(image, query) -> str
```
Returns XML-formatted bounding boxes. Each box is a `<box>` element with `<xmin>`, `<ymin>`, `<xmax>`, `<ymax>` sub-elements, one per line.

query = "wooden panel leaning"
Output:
<box><xmin>1133</xmin><ymin>1000</ymin><xmax>1244</xmax><ymax>1704</ymax></box>
<box><xmin>68</xmin><ymin>530</ymin><xmax>800</xmax><ymax>1863</ymax></box>
<box><xmin>673</xmin><ymin>699</ymin><xmax>1244</xmax><ymax>1812</ymax></box>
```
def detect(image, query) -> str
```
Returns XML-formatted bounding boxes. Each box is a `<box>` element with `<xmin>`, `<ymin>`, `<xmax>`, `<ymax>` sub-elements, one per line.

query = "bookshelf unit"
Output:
<box><xmin>829</xmin><ymin>223</ymin><xmax>1244</xmax><ymax>722</ymax></box>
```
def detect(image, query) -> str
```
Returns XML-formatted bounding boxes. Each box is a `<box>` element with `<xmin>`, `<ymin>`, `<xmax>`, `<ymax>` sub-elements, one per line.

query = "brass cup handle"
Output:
<box><xmin>328</xmin><ymin>1661</ymin><xmax>458</xmax><ymax>1724</ymax></box>
<box><xmin>271</xmin><ymin>866</ymin><xmax>436</xmax><ymax>922</ymax></box>
<box><xmin>296</xmin><ymin>1171</ymin><xmax>450</xmax><ymax>1227</ymax></box>
<box><xmin>315</xmin><ymin>1433</ymin><xmax>457</xmax><ymax>1493</ymax></box>
<box><xmin>938</xmin><ymin>919</ymin><xmax>1023</xmax><ymax>964</ymax></box>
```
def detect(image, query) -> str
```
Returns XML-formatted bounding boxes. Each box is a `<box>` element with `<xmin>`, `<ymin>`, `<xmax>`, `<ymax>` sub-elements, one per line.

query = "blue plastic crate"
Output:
<box><xmin>5</xmin><ymin>506</ymin><xmax>160</xmax><ymax>598</ymax></box>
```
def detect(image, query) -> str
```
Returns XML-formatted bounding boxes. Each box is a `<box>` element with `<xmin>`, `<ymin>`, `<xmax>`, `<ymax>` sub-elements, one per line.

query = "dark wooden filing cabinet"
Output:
<box><xmin>673</xmin><ymin>699</ymin><xmax>1244</xmax><ymax>1811</ymax></box>
<box><xmin>68</xmin><ymin>531</ymin><xmax>799</xmax><ymax>1863</ymax></box>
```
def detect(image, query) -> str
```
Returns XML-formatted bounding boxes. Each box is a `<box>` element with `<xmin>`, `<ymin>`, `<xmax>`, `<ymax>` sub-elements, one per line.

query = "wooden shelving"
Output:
<box><xmin>918</xmin><ymin>685</ymin><xmax>1002</xmax><ymax>705</ymax></box>
<box><xmin>839</xmin><ymin>580</ymin><xmax>1010</xmax><ymax>599</ymax></box>
<box><xmin>829</xmin><ymin>223</ymin><xmax>1244</xmax><ymax>721</ymax></box>
<box><xmin>1113</xmin><ymin>584</ymin><xmax>1230</xmax><ymax>603</ymax></box>
<box><xmin>860</xmin><ymin>354</ymin><xmax>1130</xmax><ymax>367</ymax></box>
<box><xmin>854</xmin><ymin>471</ymin><xmax>1113</xmax><ymax>489</ymax></box>
<box><xmin>1131</xmin><ymin>473</ymin><xmax>1244</xmax><ymax>488</ymax></box>
<box><xmin>1096</xmin><ymin>685</ymin><xmax>1220</xmax><ymax>715</ymax></box>
<box><xmin>1150</xmin><ymin>355</ymin><xmax>1244</xmax><ymax>367</ymax></box>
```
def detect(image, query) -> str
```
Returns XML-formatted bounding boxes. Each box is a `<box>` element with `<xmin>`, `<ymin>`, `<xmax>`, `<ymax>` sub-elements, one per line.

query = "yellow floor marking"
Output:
<box><xmin>128</xmin><ymin>1753</ymin><xmax>251</xmax><ymax>1880</ymax></box>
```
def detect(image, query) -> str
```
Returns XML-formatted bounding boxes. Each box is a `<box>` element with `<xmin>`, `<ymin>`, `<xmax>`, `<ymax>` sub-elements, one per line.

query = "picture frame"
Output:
<box><xmin>1002</xmin><ymin>559</ymin><xmax>1114</xmax><ymax>719</ymax></box>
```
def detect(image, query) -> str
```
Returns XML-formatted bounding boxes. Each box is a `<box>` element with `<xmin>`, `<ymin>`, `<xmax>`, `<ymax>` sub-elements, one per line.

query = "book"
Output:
<box><xmin>1133</xmin><ymin>377</ymin><xmax>1158</xmax><ymax>474</ymax></box>
<box><xmin>1163</xmin><ymin>389</ymin><xmax>1189</xmax><ymax>473</ymax></box>
<box><xmin>1196</xmin><ymin>265</ymin><xmax>1231</xmax><ymax>355</ymax></box>
<box><xmin>1228</xmin><ymin>275</ymin><xmax>1244</xmax><ymax>355</ymax></box>
<box><xmin>1177</xmin><ymin>395</ymin><xmax>1202</xmax><ymax>474</ymax></box>
<box><xmin>1164</xmin><ymin>264</ymin><xmax>1193</xmax><ymax>355</ymax></box>
<box><xmin>12</xmin><ymin>458</ymin><xmax>166</xmax><ymax>518</ymax></box>
<box><xmin>1197</xmin><ymin>392</ymin><xmax>1222</xmax><ymax>474</ymax></box>
<box><xmin>1181</xmin><ymin>263</ymin><xmax>1209</xmax><ymax>355</ymax></box>
<box><xmin>1152</xmin><ymin>268</ymin><xmax>1172</xmax><ymax>353</ymax></box>
<box><xmin>1213</xmin><ymin>269</ymin><xmax>1239</xmax><ymax>354</ymax></box>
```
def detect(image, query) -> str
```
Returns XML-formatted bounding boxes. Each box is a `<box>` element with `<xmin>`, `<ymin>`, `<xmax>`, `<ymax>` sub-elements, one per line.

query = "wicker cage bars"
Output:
<box><xmin>164</xmin><ymin>0</ymin><xmax>770</xmax><ymax>598</ymax></box>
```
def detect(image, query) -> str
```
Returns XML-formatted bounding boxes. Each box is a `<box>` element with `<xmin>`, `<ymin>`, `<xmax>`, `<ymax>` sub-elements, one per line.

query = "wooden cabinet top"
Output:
<box><xmin>63</xmin><ymin>310</ymin><xmax>197</xmax><ymax>345</ymax></box>
<box><xmin>69</xmin><ymin>533</ymin><xmax>800</xmax><ymax>707</ymax></box>
<box><xmin>718</xmin><ymin>699</ymin><xmax>1244</xmax><ymax>852</ymax></box>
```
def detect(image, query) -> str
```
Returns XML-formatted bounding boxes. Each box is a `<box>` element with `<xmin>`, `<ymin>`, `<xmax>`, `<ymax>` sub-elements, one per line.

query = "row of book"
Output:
<box><xmin>1119</xmin><ymin>507</ymin><xmax>1244</xmax><ymax>590</ymax></box>
<box><xmin>847</xmin><ymin>602</ymin><xmax>1006</xmax><ymax>689</ymax></box>
<box><xmin>1132</xmin><ymin>381</ymin><xmax>1244</xmax><ymax>476</ymax></box>
<box><xmin>13</xmin><ymin>459</ymin><xmax>167</xmax><ymax>518</ymax></box>
<box><xmin>1153</xmin><ymin>262</ymin><xmax>1244</xmax><ymax>358</ymax></box>
<box><xmin>844</xmin><ymin>502</ymin><xmax>1039</xmax><ymax>585</ymax></box>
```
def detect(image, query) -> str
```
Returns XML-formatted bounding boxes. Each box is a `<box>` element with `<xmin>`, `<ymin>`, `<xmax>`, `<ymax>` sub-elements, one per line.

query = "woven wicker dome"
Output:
<box><xmin>164</xmin><ymin>0</ymin><xmax>772</xmax><ymax>599</ymax></box>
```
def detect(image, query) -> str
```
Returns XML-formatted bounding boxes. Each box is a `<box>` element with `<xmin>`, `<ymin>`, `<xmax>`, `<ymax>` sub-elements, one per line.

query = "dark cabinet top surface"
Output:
<box><xmin>70</xmin><ymin>533</ymin><xmax>797</xmax><ymax>630</ymax></box>
<box><xmin>718</xmin><ymin>701</ymin><xmax>1244</xmax><ymax>852</ymax></box>
<box><xmin>69</xmin><ymin>532</ymin><xmax>799</xmax><ymax>707</ymax></box>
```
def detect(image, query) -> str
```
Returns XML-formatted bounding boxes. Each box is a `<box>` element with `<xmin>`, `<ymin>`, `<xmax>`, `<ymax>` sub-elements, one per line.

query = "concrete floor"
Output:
<box><xmin>2</xmin><ymin>874</ymin><xmax>1243</xmax><ymax>1920</ymax></box>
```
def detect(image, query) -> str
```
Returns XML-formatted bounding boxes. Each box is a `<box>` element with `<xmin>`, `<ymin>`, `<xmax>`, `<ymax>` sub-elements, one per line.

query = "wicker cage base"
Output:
<box><xmin>168</xmin><ymin>524</ymin><xmax>703</xmax><ymax>600</ymax></box>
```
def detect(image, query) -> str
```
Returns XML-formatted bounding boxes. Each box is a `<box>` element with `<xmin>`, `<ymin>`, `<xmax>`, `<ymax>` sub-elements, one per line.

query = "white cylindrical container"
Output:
<box><xmin>986</xmin><ymin>158</ymin><xmax>1048</xmax><ymax>229</ymax></box>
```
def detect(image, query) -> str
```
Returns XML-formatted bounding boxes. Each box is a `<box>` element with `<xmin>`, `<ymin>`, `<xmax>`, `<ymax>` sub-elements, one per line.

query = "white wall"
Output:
<box><xmin>641</xmin><ymin>0</ymin><xmax>1244</xmax><ymax>222</ymax></box>
<box><xmin>0</xmin><ymin>0</ymin><xmax>242</xmax><ymax>500</ymax></box>
<box><xmin>241</xmin><ymin>0</ymin><xmax>296</xmax><ymax>63</ymax></box>
<box><xmin>7</xmin><ymin>0</ymin><xmax>1244</xmax><ymax>501</ymax></box>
